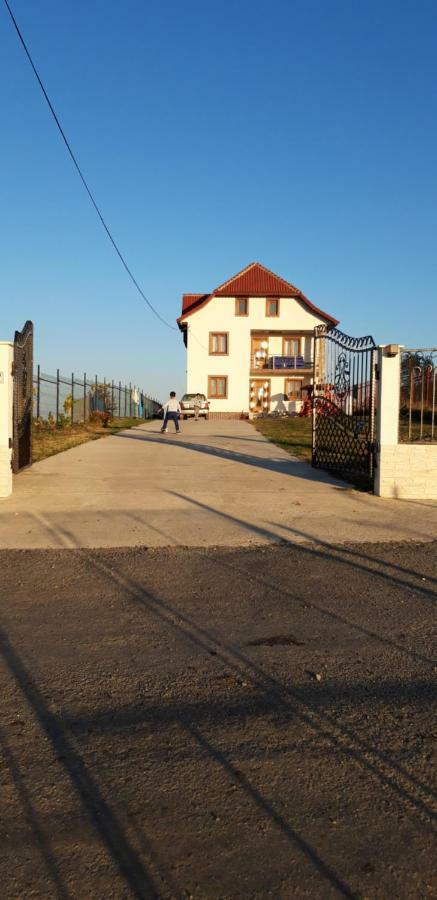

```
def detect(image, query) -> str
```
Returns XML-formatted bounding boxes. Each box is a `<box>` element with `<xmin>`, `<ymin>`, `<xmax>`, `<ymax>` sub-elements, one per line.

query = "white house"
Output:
<box><xmin>177</xmin><ymin>262</ymin><xmax>339</xmax><ymax>418</ymax></box>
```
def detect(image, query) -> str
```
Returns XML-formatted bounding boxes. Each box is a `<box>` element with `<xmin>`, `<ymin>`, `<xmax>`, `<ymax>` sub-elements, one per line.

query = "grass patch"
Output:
<box><xmin>32</xmin><ymin>418</ymin><xmax>148</xmax><ymax>463</ymax></box>
<box><xmin>252</xmin><ymin>416</ymin><xmax>312</xmax><ymax>461</ymax></box>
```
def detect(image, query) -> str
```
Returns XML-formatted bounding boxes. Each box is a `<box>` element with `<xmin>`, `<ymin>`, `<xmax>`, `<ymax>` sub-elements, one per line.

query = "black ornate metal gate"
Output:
<box><xmin>312</xmin><ymin>325</ymin><xmax>377</xmax><ymax>486</ymax></box>
<box><xmin>12</xmin><ymin>321</ymin><xmax>33</xmax><ymax>473</ymax></box>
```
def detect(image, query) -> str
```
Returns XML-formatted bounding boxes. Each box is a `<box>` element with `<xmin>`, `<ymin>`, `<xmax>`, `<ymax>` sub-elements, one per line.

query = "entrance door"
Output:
<box><xmin>250</xmin><ymin>378</ymin><xmax>270</xmax><ymax>414</ymax></box>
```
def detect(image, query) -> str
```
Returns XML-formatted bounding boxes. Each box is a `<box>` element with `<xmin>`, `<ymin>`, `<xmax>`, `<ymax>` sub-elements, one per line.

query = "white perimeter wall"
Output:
<box><xmin>185</xmin><ymin>295</ymin><xmax>327</xmax><ymax>412</ymax></box>
<box><xmin>0</xmin><ymin>342</ymin><xmax>13</xmax><ymax>498</ymax></box>
<box><xmin>375</xmin><ymin>346</ymin><xmax>437</xmax><ymax>499</ymax></box>
<box><xmin>377</xmin><ymin>445</ymin><xmax>437</xmax><ymax>499</ymax></box>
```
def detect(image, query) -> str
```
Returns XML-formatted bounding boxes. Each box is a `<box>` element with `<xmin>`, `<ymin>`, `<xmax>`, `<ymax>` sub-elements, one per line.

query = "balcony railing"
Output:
<box><xmin>251</xmin><ymin>354</ymin><xmax>314</xmax><ymax>371</ymax></box>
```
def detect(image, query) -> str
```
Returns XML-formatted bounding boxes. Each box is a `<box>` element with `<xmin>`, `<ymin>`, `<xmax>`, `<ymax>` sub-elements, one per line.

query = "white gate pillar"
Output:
<box><xmin>0</xmin><ymin>342</ymin><xmax>14</xmax><ymax>498</ymax></box>
<box><xmin>374</xmin><ymin>344</ymin><xmax>402</xmax><ymax>497</ymax></box>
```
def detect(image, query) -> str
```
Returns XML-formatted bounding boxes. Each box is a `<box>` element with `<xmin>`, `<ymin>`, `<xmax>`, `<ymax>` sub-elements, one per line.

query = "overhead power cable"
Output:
<box><xmin>3</xmin><ymin>0</ymin><xmax>178</xmax><ymax>331</ymax></box>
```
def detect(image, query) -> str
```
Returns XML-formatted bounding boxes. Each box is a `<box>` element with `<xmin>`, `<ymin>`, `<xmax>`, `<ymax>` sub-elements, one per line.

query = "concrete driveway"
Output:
<box><xmin>0</xmin><ymin>419</ymin><xmax>436</xmax><ymax>549</ymax></box>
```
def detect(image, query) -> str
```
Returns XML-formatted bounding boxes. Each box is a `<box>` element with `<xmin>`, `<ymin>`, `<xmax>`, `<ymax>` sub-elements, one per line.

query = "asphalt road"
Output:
<box><xmin>0</xmin><ymin>541</ymin><xmax>436</xmax><ymax>899</ymax></box>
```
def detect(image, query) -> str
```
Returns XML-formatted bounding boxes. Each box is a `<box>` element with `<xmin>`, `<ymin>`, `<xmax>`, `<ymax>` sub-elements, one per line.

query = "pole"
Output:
<box><xmin>95</xmin><ymin>375</ymin><xmax>98</xmax><ymax>413</ymax></box>
<box><xmin>71</xmin><ymin>372</ymin><xmax>74</xmax><ymax>425</ymax></box>
<box><xmin>84</xmin><ymin>373</ymin><xmax>87</xmax><ymax>422</ymax></box>
<box><xmin>111</xmin><ymin>380</ymin><xmax>114</xmax><ymax>418</ymax></box>
<box><xmin>56</xmin><ymin>368</ymin><xmax>60</xmax><ymax>425</ymax></box>
<box><xmin>129</xmin><ymin>382</ymin><xmax>132</xmax><ymax>417</ymax></box>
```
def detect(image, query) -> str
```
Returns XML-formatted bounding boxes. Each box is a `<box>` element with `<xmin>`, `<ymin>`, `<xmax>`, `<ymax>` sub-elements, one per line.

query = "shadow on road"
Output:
<box><xmin>1</xmin><ymin>501</ymin><xmax>436</xmax><ymax>897</ymax></box>
<box><xmin>114</xmin><ymin>429</ymin><xmax>343</xmax><ymax>485</ymax></box>
<box><xmin>0</xmin><ymin>627</ymin><xmax>162</xmax><ymax>899</ymax></box>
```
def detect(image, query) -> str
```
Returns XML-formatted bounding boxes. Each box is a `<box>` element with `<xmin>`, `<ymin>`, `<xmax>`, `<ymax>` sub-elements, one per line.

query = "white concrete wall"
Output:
<box><xmin>184</xmin><ymin>295</ymin><xmax>325</xmax><ymax>412</ymax></box>
<box><xmin>0</xmin><ymin>342</ymin><xmax>13</xmax><ymax>498</ymax></box>
<box><xmin>375</xmin><ymin>346</ymin><xmax>437</xmax><ymax>499</ymax></box>
<box><xmin>377</xmin><ymin>444</ymin><xmax>437</xmax><ymax>499</ymax></box>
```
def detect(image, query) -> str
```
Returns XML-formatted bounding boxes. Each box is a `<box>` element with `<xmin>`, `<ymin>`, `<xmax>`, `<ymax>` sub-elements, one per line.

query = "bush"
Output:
<box><xmin>57</xmin><ymin>414</ymin><xmax>72</xmax><ymax>428</ymax></box>
<box><xmin>33</xmin><ymin>414</ymin><xmax>56</xmax><ymax>430</ymax></box>
<box><xmin>89</xmin><ymin>410</ymin><xmax>112</xmax><ymax>427</ymax></box>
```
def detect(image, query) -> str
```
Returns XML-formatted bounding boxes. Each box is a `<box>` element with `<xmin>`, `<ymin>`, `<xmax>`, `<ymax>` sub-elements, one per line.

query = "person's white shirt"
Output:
<box><xmin>162</xmin><ymin>397</ymin><xmax>181</xmax><ymax>413</ymax></box>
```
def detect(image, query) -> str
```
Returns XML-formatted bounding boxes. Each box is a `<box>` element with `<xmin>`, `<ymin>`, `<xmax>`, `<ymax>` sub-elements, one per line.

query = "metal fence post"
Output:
<box><xmin>129</xmin><ymin>382</ymin><xmax>132</xmax><ymax>417</ymax></box>
<box><xmin>84</xmin><ymin>373</ymin><xmax>87</xmax><ymax>422</ymax></box>
<box><xmin>103</xmin><ymin>377</ymin><xmax>106</xmax><ymax>413</ymax></box>
<box><xmin>56</xmin><ymin>368</ymin><xmax>60</xmax><ymax>425</ymax></box>
<box><xmin>71</xmin><ymin>372</ymin><xmax>74</xmax><ymax>425</ymax></box>
<box><xmin>95</xmin><ymin>375</ymin><xmax>98</xmax><ymax>413</ymax></box>
<box><xmin>119</xmin><ymin>381</ymin><xmax>121</xmax><ymax>419</ymax></box>
<box><xmin>111</xmin><ymin>380</ymin><xmax>114</xmax><ymax>417</ymax></box>
<box><xmin>36</xmin><ymin>364</ymin><xmax>40</xmax><ymax>419</ymax></box>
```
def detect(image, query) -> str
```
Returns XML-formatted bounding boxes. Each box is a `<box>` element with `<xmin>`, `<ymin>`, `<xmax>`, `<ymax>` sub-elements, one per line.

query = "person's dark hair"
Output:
<box><xmin>170</xmin><ymin>391</ymin><xmax>176</xmax><ymax>397</ymax></box>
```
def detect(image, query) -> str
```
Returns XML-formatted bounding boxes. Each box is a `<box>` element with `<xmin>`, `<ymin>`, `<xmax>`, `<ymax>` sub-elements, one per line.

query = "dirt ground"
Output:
<box><xmin>0</xmin><ymin>541</ymin><xmax>436</xmax><ymax>899</ymax></box>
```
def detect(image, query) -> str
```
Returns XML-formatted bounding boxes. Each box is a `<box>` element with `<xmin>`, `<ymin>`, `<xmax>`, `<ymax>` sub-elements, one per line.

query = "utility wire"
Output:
<box><xmin>3</xmin><ymin>0</ymin><xmax>178</xmax><ymax>331</ymax></box>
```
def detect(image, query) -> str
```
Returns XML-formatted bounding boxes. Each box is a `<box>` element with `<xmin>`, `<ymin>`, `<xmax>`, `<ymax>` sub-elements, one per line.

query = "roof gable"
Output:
<box><xmin>214</xmin><ymin>262</ymin><xmax>301</xmax><ymax>297</ymax></box>
<box><xmin>177</xmin><ymin>261</ymin><xmax>339</xmax><ymax>326</ymax></box>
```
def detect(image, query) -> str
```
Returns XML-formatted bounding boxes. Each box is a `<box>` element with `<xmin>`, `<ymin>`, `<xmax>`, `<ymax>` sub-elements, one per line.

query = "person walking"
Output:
<box><xmin>159</xmin><ymin>391</ymin><xmax>181</xmax><ymax>434</ymax></box>
<box><xmin>193</xmin><ymin>393</ymin><xmax>201</xmax><ymax>421</ymax></box>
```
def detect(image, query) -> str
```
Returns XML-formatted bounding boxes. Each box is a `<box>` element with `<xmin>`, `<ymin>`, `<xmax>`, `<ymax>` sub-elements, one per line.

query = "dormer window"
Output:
<box><xmin>266</xmin><ymin>298</ymin><xmax>279</xmax><ymax>317</ymax></box>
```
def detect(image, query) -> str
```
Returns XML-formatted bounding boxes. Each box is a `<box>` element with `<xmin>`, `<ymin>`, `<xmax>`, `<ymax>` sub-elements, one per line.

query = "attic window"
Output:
<box><xmin>266</xmin><ymin>298</ymin><xmax>279</xmax><ymax>317</ymax></box>
<box><xmin>235</xmin><ymin>297</ymin><xmax>248</xmax><ymax>316</ymax></box>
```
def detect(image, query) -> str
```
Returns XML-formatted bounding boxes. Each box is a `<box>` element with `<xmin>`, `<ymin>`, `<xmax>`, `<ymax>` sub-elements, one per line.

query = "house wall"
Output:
<box><xmin>0</xmin><ymin>342</ymin><xmax>13</xmax><ymax>498</ymax></box>
<box><xmin>375</xmin><ymin>346</ymin><xmax>437</xmax><ymax>499</ymax></box>
<box><xmin>185</xmin><ymin>295</ymin><xmax>326</xmax><ymax>414</ymax></box>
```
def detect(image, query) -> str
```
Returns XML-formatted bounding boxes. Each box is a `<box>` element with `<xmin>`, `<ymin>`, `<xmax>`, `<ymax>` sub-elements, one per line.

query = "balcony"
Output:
<box><xmin>251</xmin><ymin>354</ymin><xmax>314</xmax><ymax>374</ymax></box>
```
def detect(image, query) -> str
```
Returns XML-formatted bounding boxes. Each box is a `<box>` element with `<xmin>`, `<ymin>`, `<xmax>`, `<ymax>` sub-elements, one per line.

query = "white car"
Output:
<box><xmin>180</xmin><ymin>393</ymin><xmax>210</xmax><ymax>419</ymax></box>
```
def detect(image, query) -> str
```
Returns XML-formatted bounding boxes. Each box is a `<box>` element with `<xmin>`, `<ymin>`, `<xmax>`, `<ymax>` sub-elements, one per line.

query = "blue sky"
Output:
<box><xmin>1</xmin><ymin>0</ymin><xmax>436</xmax><ymax>400</ymax></box>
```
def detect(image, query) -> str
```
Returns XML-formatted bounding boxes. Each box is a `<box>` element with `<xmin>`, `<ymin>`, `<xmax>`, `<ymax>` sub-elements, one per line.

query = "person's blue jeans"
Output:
<box><xmin>162</xmin><ymin>411</ymin><xmax>180</xmax><ymax>432</ymax></box>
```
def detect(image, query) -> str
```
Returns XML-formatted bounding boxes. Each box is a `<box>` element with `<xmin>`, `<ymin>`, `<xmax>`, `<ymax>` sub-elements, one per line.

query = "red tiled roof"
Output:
<box><xmin>177</xmin><ymin>262</ymin><xmax>338</xmax><ymax>326</ymax></box>
<box><xmin>214</xmin><ymin>262</ymin><xmax>302</xmax><ymax>297</ymax></box>
<box><xmin>182</xmin><ymin>293</ymin><xmax>208</xmax><ymax>313</ymax></box>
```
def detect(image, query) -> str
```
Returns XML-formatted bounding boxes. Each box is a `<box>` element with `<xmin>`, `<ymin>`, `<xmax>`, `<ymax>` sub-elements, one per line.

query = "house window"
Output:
<box><xmin>209</xmin><ymin>333</ymin><xmax>229</xmax><ymax>355</ymax></box>
<box><xmin>285</xmin><ymin>378</ymin><xmax>303</xmax><ymax>400</ymax></box>
<box><xmin>208</xmin><ymin>376</ymin><xmax>228</xmax><ymax>399</ymax></box>
<box><xmin>266</xmin><ymin>298</ymin><xmax>279</xmax><ymax>317</ymax></box>
<box><xmin>283</xmin><ymin>336</ymin><xmax>301</xmax><ymax>357</ymax></box>
<box><xmin>235</xmin><ymin>297</ymin><xmax>248</xmax><ymax>316</ymax></box>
